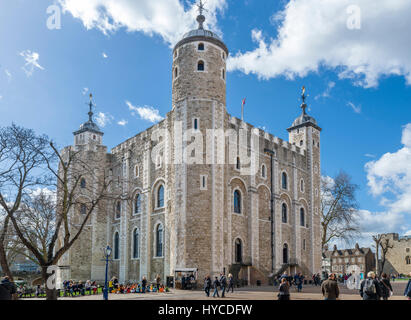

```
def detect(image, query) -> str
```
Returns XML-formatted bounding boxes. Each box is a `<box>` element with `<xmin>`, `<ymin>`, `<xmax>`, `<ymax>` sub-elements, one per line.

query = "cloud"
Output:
<box><xmin>5</xmin><ymin>69</ymin><xmax>12</xmax><ymax>81</ymax></box>
<box><xmin>19</xmin><ymin>50</ymin><xmax>44</xmax><ymax>77</ymax></box>
<box><xmin>228</xmin><ymin>0</ymin><xmax>411</xmax><ymax>88</ymax></box>
<box><xmin>347</xmin><ymin>101</ymin><xmax>361</xmax><ymax>114</ymax></box>
<box><xmin>58</xmin><ymin>0</ymin><xmax>227</xmax><ymax>46</ymax></box>
<box><xmin>82</xmin><ymin>87</ymin><xmax>89</xmax><ymax>95</ymax></box>
<box><xmin>102</xmin><ymin>52</ymin><xmax>108</xmax><ymax>59</ymax></box>
<box><xmin>365</xmin><ymin>154</ymin><xmax>376</xmax><ymax>158</ymax></box>
<box><xmin>365</xmin><ymin>124</ymin><xmax>411</xmax><ymax>215</ymax></box>
<box><xmin>126</xmin><ymin>101</ymin><xmax>164</xmax><ymax>123</ymax></box>
<box><xmin>404</xmin><ymin>230</ymin><xmax>411</xmax><ymax>236</ymax></box>
<box><xmin>315</xmin><ymin>81</ymin><xmax>335</xmax><ymax>100</ymax></box>
<box><xmin>117</xmin><ymin>119</ymin><xmax>128</xmax><ymax>126</ymax></box>
<box><xmin>95</xmin><ymin>112</ymin><xmax>114</xmax><ymax>127</ymax></box>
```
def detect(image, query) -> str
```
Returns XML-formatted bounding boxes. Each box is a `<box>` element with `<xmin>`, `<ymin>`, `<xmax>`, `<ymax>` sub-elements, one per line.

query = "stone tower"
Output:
<box><xmin>287</xmin><ymin>87</ymin><xmax>322</xmax><ymax>273</ymax></box>
<box><xmin>169</xmin><ymin>7</ymin><xmax>230</xmax><ymax>278</ymax></box>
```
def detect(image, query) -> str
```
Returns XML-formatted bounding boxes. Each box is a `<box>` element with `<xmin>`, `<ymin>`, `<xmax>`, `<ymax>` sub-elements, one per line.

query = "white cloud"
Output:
<box><xmin>228</xmin><ymin>0</ymin><xmax>411</xmax><ymax>88</ymax></box>
<box><xmin>315</xmin><ymin>81</ymin><xmax>335</xmax><ymax>100</ymax></box>
<box><xmin>347</xmin><ymin>101</ymin><xmax>361</xmax><ymax>114</ymax></box>
<box><xmin>404</xmin><ymin>230</ymin><xmax>411</xmax><ymax>236</ymax></box>
<box><xmin>117</xmin><ymin>119</ymin><xmax>128</xmax><ymax>126</ymax></box>
<box><xmin>102</xmin><ymin>52</ymin><xmax>108</xmax><ymax>59</ymax></box>
<box><xmin>365</xmin><ymin>124</ymin><xmax>411</xmax><ymax>215</ymax></box>
<box><xmin>58</xmin><ymin>0</ymin><xmax>227</xmax><ymax>46</ymax></box>
<box><xmin>82</xmin><ymin>87</ymin><xmax>89</xmax><ymax>95</ymax></box>
<box><xmin>365</xmin><ymin>154</ymin><xmax>376</xmax><ymax>158</ymax></box>
<box><xmin>126</xmin><ymin>101</ymin><xmax>163</xmax><ymax>123</ymax></box>
<box><xmin>19</xmin><ymin>50</ymin><xmax>44</xmax><ymax>77</ymax></box>
<box><xmin>95</xmin><ymin>112</ymin><xmax>114</xmax><ymax>127</ymax></box>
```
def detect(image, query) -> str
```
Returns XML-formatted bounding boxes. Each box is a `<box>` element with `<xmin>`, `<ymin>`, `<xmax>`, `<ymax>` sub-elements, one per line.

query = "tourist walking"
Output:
<box><xmin>0</xmin><ymin>276</ymin><xmax>16</xmax><ymax>300</ymax></box>
<box><xmin>360</xmin><ymin>271</ymin><xmax>382</xmax><ymax>300</ymax></box>
<box><xmin>142</xmin><ymin>276</ymin><xmax>147</xmax><ymax>294</ymax></box>
<box><xmin>204</xmin><ymin>275</ymin><xmax>211</xmax><ymax>297</ymax></box>
<box><xmin>296</xmin><ymin>273</ymin><xmax>304</xmax><ymax>292</ymax></box>
<box><xmin>379</xmin><ymin>273</ymin><xmax>393</xmax><ymax>300</ymax></box>
<box><xmin>321</xmin><ymin>273</ymin><xmax>340</xmax><ymax>300</ymax></box>
<box><xmin>404</xmin><ymin>272</ymin><xmax>411</xmax><ymax>300</ymax></box>
<box><xmin>212</xmin><ymin>277</ymin><xmax>220</xmax><ymax>298</ymax></box>
<box><xmin>220</xmin><ymin>273</ymin><xmax>227</xmax><ymax>298</ymax></box>
<box><xmin>278</xmin><ymin>278</ymin><xmax>290</xmax><ymax>301</ymax></box>
<box><xmin>227</xmin><ymin>274</ymin><xmax>234</xmax><ymax>293</ymax></box>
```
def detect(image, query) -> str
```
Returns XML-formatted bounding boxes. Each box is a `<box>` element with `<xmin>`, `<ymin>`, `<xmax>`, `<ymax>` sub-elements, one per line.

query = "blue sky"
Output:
<box><xmin>1</xmin><ymin>0</ymin><xmax>411</xmax><ymax>248</ymax></box>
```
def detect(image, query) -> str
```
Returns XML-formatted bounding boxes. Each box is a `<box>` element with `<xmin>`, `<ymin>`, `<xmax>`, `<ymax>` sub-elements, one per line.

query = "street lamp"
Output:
<box><xmin>264</xmin><ymin>148</ymin><xmax>275</xmax><ymax>275</ymax></box>
<box><xmin>102</xmin><ymin>245</ymin><xmax>112</xmax><ymax>300</ymax></box>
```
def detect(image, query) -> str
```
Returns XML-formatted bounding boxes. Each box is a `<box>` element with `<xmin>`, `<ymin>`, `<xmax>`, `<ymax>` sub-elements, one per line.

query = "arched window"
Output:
<box><xmin>234</xmin><ymin>190</ymin><xmax>241</xmax><ymax>214</ymax></box>
<box><xmin>300</xmin><ymin>179</ymin><xmax>304</xmax><ymax>192</ymax></box>
<box><xmin>174</xmin><ymin>67</ymin><xmax>178</xmax><ymax>79</ymax></box>
<box><xmin>114</xmin><ymin>232</ymin><xmax>120</xmax><ymax>260</ymax></box>
<box><xmin>197</xmin><ymin>60</ymin><xmax>205</xmax><ymax>71</ymax></box>
<box><xmin>80</xmin><ymin>204</ymin><xmax>87</xmax><ymax>215</ymax></box>
<box><xmin>406</xmin><ymin>256</ymin><xmax>411</xmax><ymax>265</ymax></box>
<box><xmin>236</xmin><ymin>157</ymin><xmax>240</xmax><ymax>170</ymax></box>
<box><xmin>282</xmin><ymin>172</ymin><xmax>288</xmax><ymax>190</ymax></box>
<box><xmin>283</xmin><ymin>243</ymin><xmax>288</xmax><ymax>264</ymax></box>
<box><xmin>134</xmin><ymin>194</ymin><xmax>141</xmax><ymax>214</ymax></box>
<box><xmin>235</xmin><ymin>238</ymin><xmax>242</xmax><ymax>263</ymax></box>
<box><xmin>300</xmin><ymin>208</ymin><xmax>305</xmax><ymax>227</ymax></box>
<box><xmin>193</xmin><ymin>118</ymin><xmax>199</xmax><ymax>130</ymax></box>
<box><xmin>156</xmin><ymin>224</ymin><xmax>163</xmax><ymax>257</ymax></box>
<box><xmin>198</xmin><ymin>43</ymin><xmax>204</xmax><ymax>51</ymax></box>
<box><xmin>261</xmin><ymin>165</ymin><xmax>266</xmax><ymax>178</ymax></box>
<box><xmin>157</xmin><ymin>185</ymin><xmax>164</xmax><ymax>208</ymax></box>
<box><xmin>80</xmin><ymin>178</ymin><xmax>86</xmax><ymax>189</ymax></box>
<box><xmin>134</xmin><ymin>165</ymin><xmax>139</xmax><ymax>178</ymax></box>
<box><xmin>133</xmin><ymin>229</ymin><xmax>139</xmax><ymax>259</ymax></box>
<box><xmin>282</xmin><ymin>203</ymin><xmax>287</xmax><ymax>223</ymax></box>
<box><xmin>115</xmin><ymin>201</ymin><xmax>121</xmax><ymax>219</ymax></box>
<box><xmin>222</xmin><ymin>69</ymin><xmax>225</xmax><ymax>80</ymax></box>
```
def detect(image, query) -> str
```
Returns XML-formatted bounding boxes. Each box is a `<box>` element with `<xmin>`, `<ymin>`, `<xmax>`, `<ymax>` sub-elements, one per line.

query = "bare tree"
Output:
<box><xmin>379</xmin><ymin>237</ymin><xmax>393</xmax><ymax>276</ymax></box>
<box><xmin>0</xmin><ymin>124</ymin><xmax>114</xmax><ymax>300</ymax></box>
<box><xmin>372</xmin><ymin>234</ymin><xmax>383</xmax><ymax>275</ymax></box>
<box><xmin>321</xmin><ymin>171</ymin><xmax>360</xmax><ymax>248</ymax></box>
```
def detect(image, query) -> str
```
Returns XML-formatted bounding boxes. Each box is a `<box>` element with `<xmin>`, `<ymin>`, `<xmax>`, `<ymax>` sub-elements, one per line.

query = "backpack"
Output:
<box><xmin>363</xmin><ymin>279</ymin><xmax>376</xmax><ymax>295</ymax></box>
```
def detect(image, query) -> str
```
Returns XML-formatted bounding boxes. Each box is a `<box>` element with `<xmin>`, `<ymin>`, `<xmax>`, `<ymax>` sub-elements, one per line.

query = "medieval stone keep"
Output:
<box><xmin>57</xmin><ymin>12</ymin><xmax>322</xmax><ymax>286</ymax></box>
<box><xmin>381</xmin><ymin>233</ymin><xmax>411</xmax><ymax>275</ymax></box>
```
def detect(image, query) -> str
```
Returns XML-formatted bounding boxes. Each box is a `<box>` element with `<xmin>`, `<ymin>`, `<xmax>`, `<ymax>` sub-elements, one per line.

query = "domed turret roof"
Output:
<box><xmin>182</xmin><ymin>28</ymin><xmax>223</xmax><ymax>42</ymax></box>
<box><xmin>288</xmin><ymin>87</ymin><xmax>321</xmax><ymax>132</ymax></box>
<box><xmin>292</xmin><ymin>112</ymin><xmax>318</xmax><ymax>127</ymax></box>
<box><xmin>73</xmin><ymin>94</ymin><xmax>104</xmax><ymax>136</ymax></box>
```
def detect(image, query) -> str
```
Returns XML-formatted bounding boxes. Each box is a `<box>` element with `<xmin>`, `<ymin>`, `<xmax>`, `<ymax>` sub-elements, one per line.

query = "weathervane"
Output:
<box><xmin>196</xmin><ymin>0</ymin><xmax>207</xmax><ymax>29</ymax></box>
<box><xmin>87</xmin><ymin>93</ymin><xmax>95</xmax><ymax>122</ymax></box>
<box><xmin>301</xmin><ymin>86</ymin><xmax>307</xmax><ymax>114</ymax></box>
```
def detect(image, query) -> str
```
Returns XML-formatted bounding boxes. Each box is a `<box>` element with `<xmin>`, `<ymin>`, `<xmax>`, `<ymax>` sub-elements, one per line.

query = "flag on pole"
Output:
<box><xmin>241</xmin><ymin>98</ymin><xmax>246</xmax><ymax>121</ymax></box>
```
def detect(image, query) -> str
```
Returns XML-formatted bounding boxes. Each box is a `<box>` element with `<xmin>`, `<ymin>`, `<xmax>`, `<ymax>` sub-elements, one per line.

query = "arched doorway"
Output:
<box><xmin>235</xmin><ymin>238</ymin><xmax>242</xmax><ymax>263</ymax></box>
<box><xmin>283</xmin><ymin>243</ymin><xmax>288</xmax><ymax>264</ymax></box>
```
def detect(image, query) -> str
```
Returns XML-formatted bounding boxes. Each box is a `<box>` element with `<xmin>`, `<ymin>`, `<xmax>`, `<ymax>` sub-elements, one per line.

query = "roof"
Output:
<box><xmin>73</xmin><ymin>120</ymin><xmax>103</xmax><ymax>136</ymax></box>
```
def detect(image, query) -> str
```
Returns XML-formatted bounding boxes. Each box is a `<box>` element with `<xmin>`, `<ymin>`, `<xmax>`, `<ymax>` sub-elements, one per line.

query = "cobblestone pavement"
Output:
<box><xmin>23</xmin><ymin>282</ymin><xmax>409</xmax><ymax>301</ymax></box>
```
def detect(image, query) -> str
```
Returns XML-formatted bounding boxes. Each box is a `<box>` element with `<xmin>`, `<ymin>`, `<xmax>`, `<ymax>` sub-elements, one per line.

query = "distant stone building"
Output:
<box><xmin>324</xmin><ymin>244</ymin><xmax>375</xmax><ymax>278</ymax></box>
<box><xmin>57</xmin><ymin>9</ymin><xmax>323</xmax><ymax>285</ymax></box>
<box><xmin>381</xmin><ymin>233</ymin><xmax>411</xmax><ymax>275</ymax></box>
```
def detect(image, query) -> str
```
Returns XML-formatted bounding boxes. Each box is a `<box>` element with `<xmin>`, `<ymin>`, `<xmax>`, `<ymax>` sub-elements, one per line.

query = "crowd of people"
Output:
<box><xmin>203</xmin><ymin>273</ymin><xmax>235</xmax><ymax>298</ymax></box>
<box><xmin>106</xmin><ymin>275</ymin><xmax>169</xmax><ymax>294</ymax></box>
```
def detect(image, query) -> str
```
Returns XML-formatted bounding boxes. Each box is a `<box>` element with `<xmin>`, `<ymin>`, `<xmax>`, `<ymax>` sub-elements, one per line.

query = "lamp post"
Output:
<box><xmin>264</xmin><ymin>148</ymin><xmax>275</xmax><ymax>274</ymax></box>
<box><xmin>102</xmin><ymin>245</ymin><xmax>112</xmax><ymax>301</ymax></box>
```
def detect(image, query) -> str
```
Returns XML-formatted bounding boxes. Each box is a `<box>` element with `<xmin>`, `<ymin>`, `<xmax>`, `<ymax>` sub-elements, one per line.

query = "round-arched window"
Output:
<box><xmin>234</xmin><ymin>190</ymin><xmax>241</xmax><ymax>214</ymax></box>
<box><xmin>282</xmin><ymin>203</ymin><xmax>287</xmax><ymax>223</ymax></box>
<box><xmin>197</xmin><ymin>60</ymin><xmax>205</xmax><ymax>71</ymax></box>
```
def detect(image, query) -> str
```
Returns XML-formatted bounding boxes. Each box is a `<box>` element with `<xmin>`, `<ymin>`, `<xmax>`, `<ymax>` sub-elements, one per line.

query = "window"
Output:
<box><xmin>156</xmin><ymin>224</ymin><xmax>163</xmax><ymax>257</ymax></box>
<box><xmin>234</xmin><ymin>190</ymin><xmax>241</xmax><ymax>214</ymax></box>
<box><xmin>222</xmin><ymin>52</ymin><xmax>225</xmax><ymax>60</ymax></box>
<box><xmin>114</xmin><ymin>232</ymin><xmax>120</xmax><ymax>260</ymax></box>
<box><xmin>300</xmin><ymin>208</ymin><xmax>305</xmax><ymax>227</ymax></box>
<box><xmin>300</xmin><ymin>140</ymin><xmax>303</xmax><ymax>146</ymax></box>
<box><xmin>134</xmin><ymin>165</ymin><xmax>139</xmax><ymax>178</ymax></box>
<box><xmin>406</xmin><ymin>248</ymin><xmax>410</xmax><ymax>253</ymax></box>
<box><xmin>197</xmin><ymin>60</ymin><xmax>205</xmax><ymax>71</ymax></box>
<box><xmin>282</xmin><ymin>203</ymin><xmax>287</xmax><ymax>223</ymax></box>
<box><xmin>236</xmin><ymin>157</ymin><xmax>240</xmax><ymax>170</ymax></box>
<box><xmin>261</xmin><ymin>164</ymin><xmax>266</xmax><ymax>178</ymax></box>
<box><xmin>174</xmin><ymin>67</ymin><xmax>178</xmax><ymax>79</ymax></box>
<box><xmin>115</xmin><ymin>201</ymin><xmax>121</xmax><ymax>219</ymax></box>
<box><xmin>282</xmin><ymin>172</ymin><xmax>288</xmax><ymax>190</ymax></box>
<box><xmin>300</xmin><ymin>179</ymin><xmax>304</xmax><ymax>192</ymax></box>
<box><xmin>200</xmin><ymin>175</ymin><xmax>207</xmax><ymax>190</ymax></box>
<box><xmin>235</xmin><ymin>238</ymin><xmax>242</xmax><ymax>263</ymax></box>
<box><xmin>198</xmin><ymin>43</ymin><xmax>204</xmax><ymax>51</ymax></box>
<box><xmin>193</xmin><ymin>118</ymin><xmax>199</xmax><ymax>131</ymax></box>
<box><xmin>283</xmin><ymin>243</ymin><xmax>289</xmax><ymax>264</ymax></box>
<box><xmin>134</xmin><ymin>194</ymin><xmax>141</xmax><ymax>214</ymax></box>
<box><xmin>80</xmin><ymin>204</ymin><xmax>87</xmax><ymax>215</ymax></box>
<box><xmin>80</xmin><ymin>178</ymin><xmax>86</xmax><ymax>189</ymax></box>
<box><xmin>303</xmin><ymin>239</ymin><xmax>306</xmax><ymax>251</ymax></box>
<box><xmin>406</xmin><ymin>256</ymin><xmax>411</xmax><ymax>265</ymax></box>
<box><xmin>157</xmin><ymin>185</ymin><xmax>164</xmax><ymax>208</ymax></box>
<box><xmin>222</xmin><ymin>69</ymin><xmax>225</xmax><ymax>80</ymax></box>
<box><xmin>133</xmin><ymin>229</ymin><xmax>139</xmax><ymax>259</ymax></box>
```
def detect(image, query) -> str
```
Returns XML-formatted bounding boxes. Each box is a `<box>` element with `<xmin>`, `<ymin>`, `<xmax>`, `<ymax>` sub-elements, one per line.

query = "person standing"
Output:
<box><xmin>404</xmin><ymin>272</ymin><xmax>411</xmax><ymax>300</ymax></box>
<box><xmin>360</xmin><ymin>271</ymin><xmax>382</xmax><ymax>300</ymax></box>
<box><xmin>220</xmin><ymin>273</ymin><xmax>227</xmax><ymax>298</ymax></box>
<box><xmin>278</xmin><ymin>278</ymin><xmax>290</xmax><ymax>301</ymax></box>
<box><xmin>0</xmin><ymin>276</ymin><xmax>16</xmax><ymax>300</ymax></box>
<box><xmin>321</xmin><ymin>273</ymin><xmax>340</xmax><ymax>300</ymax></box>
<box><xmin>142</xmin><ymin>276</ymin><xmax>147</xmax><ymax>294</ymax></box>
<box><xmin>212</xmin><ymin>277</ymin><xmax>220</xmax><ymax>298</ymax></box>
<box><xmin>296</xmin><ymin>273</ymin><xmax>304</xmax><ymax>292</ymax></box>
<box><xmin>156</xmin><ymin>274</ymin><xmax>161</xmax><ymax>292</ymax></box>
<box><xmin>204</xmin><ymin>275</ymin><xmax>211</xmax><ymax>297</ymax></box>
<box><xmin>379</xmin><ymin>273</ymin><xmax>393</xmax><ymax>300</ymax></box>
<box><xmin>228</xmin><ymin>274</ymin><xmax>234</xmax><ymax>293</ymax></box>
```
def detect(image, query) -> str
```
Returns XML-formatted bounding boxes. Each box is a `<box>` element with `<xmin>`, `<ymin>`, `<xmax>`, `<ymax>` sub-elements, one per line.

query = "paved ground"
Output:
<box><xmin>23</xmin><ymin>281</ymin><xmax>409</xmax><ymax>301</ymax></box>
